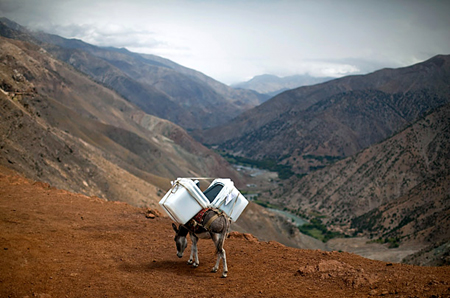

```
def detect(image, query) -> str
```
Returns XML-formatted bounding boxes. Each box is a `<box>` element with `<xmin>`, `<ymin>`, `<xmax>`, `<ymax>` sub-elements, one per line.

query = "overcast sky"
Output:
<box><xmin>1</xmin><ymin>0</ymin><xmax>449</xmax><ymax>84</ymax></box>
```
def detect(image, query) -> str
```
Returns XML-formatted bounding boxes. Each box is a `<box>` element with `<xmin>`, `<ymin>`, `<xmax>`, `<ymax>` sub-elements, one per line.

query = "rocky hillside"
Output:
<box><xmin>267</xmin><ymin>103</ymin><xmax>450</xmax><ymax>256</ymax></box>
<box><xmin>0</xmin><ymin>17</ymin><xmax>267</xmax><ymax>130</ymax></box>
<box><xmin>0</xmin><ymin>33</ymin><xmax>242</xmax><ymax>207</ymax></box>
<box><xmin>201</xmin><ymin>55</ymin><xmax>450</xmax><ymax>173</ymax></box>
<box><xmin>0</xmin><ymin>19</ymin><xmax>330</xmax><ymax>252</ymax></box>
<box><xmin>5</xmin><ymin>22</ymin><xmax>265</xmax><ymax>130</ymax></box>
<box><xmin>232</xmin><ymin>73</ymin><xmax>332</xmax><ymax>97</ymax></box>
<box><xmin>2</xmin><ymin>17</ymin><xmax>449</xmax><ymax>267</ymax></box>
<box><xmin>1</xmin><ymin>170</ymin><xmax>449</xmax><ymax>297</ymax></box>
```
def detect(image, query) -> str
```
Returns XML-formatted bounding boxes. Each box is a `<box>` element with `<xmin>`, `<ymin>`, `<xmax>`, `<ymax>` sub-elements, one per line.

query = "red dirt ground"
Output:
<box><xmin>1</xmin><ymin>171</ymin><xmax>449</xmax><ymax>298</ymax></box>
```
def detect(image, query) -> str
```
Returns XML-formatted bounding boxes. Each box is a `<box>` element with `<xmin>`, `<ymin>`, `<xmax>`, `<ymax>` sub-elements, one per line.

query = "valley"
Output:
<box><xmin>225</xmin><ymin>164</ymin><xmax>428</xmax><ymax>264</ymax></box>
<box><xmin>0</xmin><ymin>17</ymin><xmax>449</xmax><ymax>271</ymax></box>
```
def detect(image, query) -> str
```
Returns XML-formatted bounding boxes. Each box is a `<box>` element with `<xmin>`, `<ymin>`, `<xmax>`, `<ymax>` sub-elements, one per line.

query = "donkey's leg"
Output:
<box><xmin>221</xmin><ymin>248</ymin><xmax>228</xmax><ymax>278</ymax></box>
<box><xmin>221</xmin><ymin>222</ymin><xmax>230</xmax><ymax>278</ymax></box>
<box><xmin>212</xmin><ymin>248</ymin><xmax>228</xmax><ymax>277</ymax></box>
<box><xmin>188</xmin><ymin>233</ymin><xmax>199</xmax><ymax>267</ymax></box>
<box><xmin>211</xmin><ymin>233</ymin><xmax>221</xmax><ymax>273</ymax></box>
<box><xmin>187</xmin><ymin>232</ymin><xmax>194</xmax><ymax>264</ymax></box>
<box><xmin>211</xmin><ymin>233</ymin><xmax>228</xmax><ymax>277</ymax></box>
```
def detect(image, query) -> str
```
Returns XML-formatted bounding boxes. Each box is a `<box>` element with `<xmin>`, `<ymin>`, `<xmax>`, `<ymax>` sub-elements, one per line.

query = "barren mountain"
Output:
<box><xmin>2</xmin><ymin>17</ymin><xmax>449</xmax><ymax>268</ymax></box>
<box><xmin>25</xmin><ymin>25</ymin><xmax>266</xmax><ymax>129</ymax></box>
<box><xmin>201</xmin><ymin>55</ymin><xmax>450</xmax><ymax>172</ymax></box>
<box><xmin>266</xmin><ymin>103</ymin><xmax>450</xmax><ymax>257</ymax></box>
<box><xmin>1</xmin><ymin>170</ymin><xmax>450</xmax><ymax>297</ymax></box>
<box><xmin>0</xmin><ymin>19</ymin><xmax>328</xmax><ymax>252</ymax></box>
<box><xmin>0</xmin><ymin>33</ymin><xmax>242</xmax><ymax>206</ymax></box>
<box><xmin>232</xmin><ymin>73</ymin><xmax>333</xmax><ymax>97</ymax></box>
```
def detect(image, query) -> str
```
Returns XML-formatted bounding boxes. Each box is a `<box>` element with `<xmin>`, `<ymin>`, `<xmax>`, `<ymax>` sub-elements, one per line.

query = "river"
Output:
<box><xmin>268</xmin><ymin>208</ymin><xmax>307</xmax><ymax>226</ymax></box>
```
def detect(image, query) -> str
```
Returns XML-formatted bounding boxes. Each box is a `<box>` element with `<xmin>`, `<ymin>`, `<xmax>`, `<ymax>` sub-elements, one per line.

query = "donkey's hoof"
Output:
<box><xmin>221</xmin><ymin>274</ymin><xmax>227</xmax><ymax>278</ymax></box>
<box><xmin>211</xmin><ymin>268</ymin><xmax>218</xmax><ymax>273</ymax></box>
<box><xmin>192</xmin><ymin>263</ymin><xmax>199</xmax><ymax>268</ymax></box>
<box><xmin>187</xmin><ymin>260</ymin><xmax>193</xmax><ymax>265</ymax></box>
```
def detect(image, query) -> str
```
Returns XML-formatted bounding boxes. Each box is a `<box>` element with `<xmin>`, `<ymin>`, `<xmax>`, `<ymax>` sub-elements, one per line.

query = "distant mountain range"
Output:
<box><xmin>200</xmin><ymin>54</ymin><xmax>450</xmax><ymax>263</ymax></box>
<box><xmin>0</xmin><ymin>17</ymin><xmax>267</xmax><ymax>130</ymax></box>
<box><xmin>201</xmin><ymin>55</ymin><xmax>450</xmax><ymax>173</ymax></box>
<box><xmin>232</xmin><ymin>74</ymin><xmax>333</xmax><ymax>97</ymax></box>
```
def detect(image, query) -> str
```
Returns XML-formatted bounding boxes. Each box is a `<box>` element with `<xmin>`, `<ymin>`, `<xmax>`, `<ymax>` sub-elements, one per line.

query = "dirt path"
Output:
<box><xmin>1</xmin><ymin>172</ymin><xmax>449</xmax><ymax>297</ymax></box>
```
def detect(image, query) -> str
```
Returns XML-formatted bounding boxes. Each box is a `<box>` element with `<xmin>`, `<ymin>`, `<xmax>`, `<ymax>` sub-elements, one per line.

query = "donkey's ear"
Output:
<box><xmin>172</xmin><ymin>223</ymin><xmax>178</xmax><ymax>233</ymax></box>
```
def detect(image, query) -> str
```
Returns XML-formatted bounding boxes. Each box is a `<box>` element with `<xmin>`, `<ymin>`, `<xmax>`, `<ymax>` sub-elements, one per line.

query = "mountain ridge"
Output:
<box><xmin>2</xmin><ymin>17</ymin><xmax>449</xmax><ymax>266</ymax></box>
<box><xmin>200</xmin><ymin>55</ymin><xmax>450</xmax><ymax>173</ymax></box>
<box><xmin>0</xmin><ymin>19</ymin><xmax>330</xmax><ymax>253</ymax></box>
<box><xmin>0</xmin><ymin>31</ymin><xmax>242</xmax><ymax>207</ymax></box>
<box><xmin>27</xmin><ymin>27</ymin><xmax>267</xmax><ymax>129</ymax></box>
<box><xmin>232</xmin><ymin>73</ymin><xmax>333</xmax><ymax>97</ymax></box>
<box><xmin>265</xmin><ymin>103</ymin><xmax>450</xmax><ymax>255</ymax></box>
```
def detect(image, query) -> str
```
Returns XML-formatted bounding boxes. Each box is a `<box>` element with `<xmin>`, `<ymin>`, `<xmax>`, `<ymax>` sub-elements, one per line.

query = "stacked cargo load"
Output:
<box><xmin>203</xmin><ymin>178</ymin><xmax>248</xmax><ymax>222</ymax></box>
<box><xmin>159</xmin><ymin>178</ymin><xmax>248</xmax><ymax>224</ymax></box>
<box><xmin>158</xmin><ymin>178</ymin><xmax>210</xmax><ymax>224</ymax></box>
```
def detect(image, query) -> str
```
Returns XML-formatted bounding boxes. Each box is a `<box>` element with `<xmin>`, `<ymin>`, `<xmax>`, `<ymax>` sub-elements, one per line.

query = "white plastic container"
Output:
<box><xmin>159</xmin><ymin>178</ymin><xmax>210</xmax><ymax>224</ymax></box>
<box><xmin>205</xmin><ymin>178</ymin><xmax>249</xmax><ymax>222</ymax></box>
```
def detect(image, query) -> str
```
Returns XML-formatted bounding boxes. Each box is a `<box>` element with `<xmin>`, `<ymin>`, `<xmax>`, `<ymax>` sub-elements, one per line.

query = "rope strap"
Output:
<box><xmin>203</xmin><ymin>213</ymin><xmax>219</xmax><ymax>230</ymax></box>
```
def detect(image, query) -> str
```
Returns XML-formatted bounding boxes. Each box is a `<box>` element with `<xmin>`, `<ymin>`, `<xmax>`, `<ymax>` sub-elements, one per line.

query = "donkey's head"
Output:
<box><xmin>172</xmin><ymin>223</ymin><xmax>188</xmax><ymax>258</ymax></box>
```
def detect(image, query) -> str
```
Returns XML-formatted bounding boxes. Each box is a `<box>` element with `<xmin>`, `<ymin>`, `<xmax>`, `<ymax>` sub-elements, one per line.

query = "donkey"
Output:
<box><xmin>172</xmin><ymin>209</ymin><xmax>231</xmax><ymax>278</ymax></box>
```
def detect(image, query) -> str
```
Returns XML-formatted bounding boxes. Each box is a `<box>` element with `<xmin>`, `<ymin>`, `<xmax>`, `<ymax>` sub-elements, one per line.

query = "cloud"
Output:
<box><xmin>39</xmin><ymin>23</ymin><xmax>164</xmax><ymax>50</ymax></box>
<box><xmin>1</xmin><ymin>0</ymin><xmax>449</xmax><ymax>84</ymax></box>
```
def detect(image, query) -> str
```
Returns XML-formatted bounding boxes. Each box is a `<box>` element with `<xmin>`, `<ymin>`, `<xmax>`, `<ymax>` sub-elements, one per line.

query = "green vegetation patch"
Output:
<box><xmin>368</xmin><ymin>237</ymin><xmax>400</xmax><ymax>249</ymax></box>
<box><xmin>298</xmin><ymin>218</ymin><xmax>344</xmax><ymax>242</ymax></box>
<box><xmin>303</xmin><ymin>155</ymin><xmax>343</xmax><ymax>163</ymax></box>
<box><xmin>218</xmin><ymin>152</ymin><xmax>295</xmax><ymax>179</ymax></box>
<box><xmin>252</xmin><ymin>199</ymin><xmax>280</xmax><ymax>209</ymax></box>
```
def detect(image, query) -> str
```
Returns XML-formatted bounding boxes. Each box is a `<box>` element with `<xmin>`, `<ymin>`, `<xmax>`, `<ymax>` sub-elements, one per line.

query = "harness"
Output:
<box><xmin>193</xmin><ymin>208</ymin><xmax>209</xmax><ymax>223</ymax></box>
<box><xmin>187</xmin><ymin>208</ymin><xmax>223</xmax><ymax>233</ymax></box>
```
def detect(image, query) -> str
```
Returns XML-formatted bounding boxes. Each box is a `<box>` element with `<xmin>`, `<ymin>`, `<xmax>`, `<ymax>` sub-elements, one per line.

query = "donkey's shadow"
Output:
<box><xmin>119</xmin><ymin>259</ymin><xmax>212</xmax><ymax>277</ymax></box>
